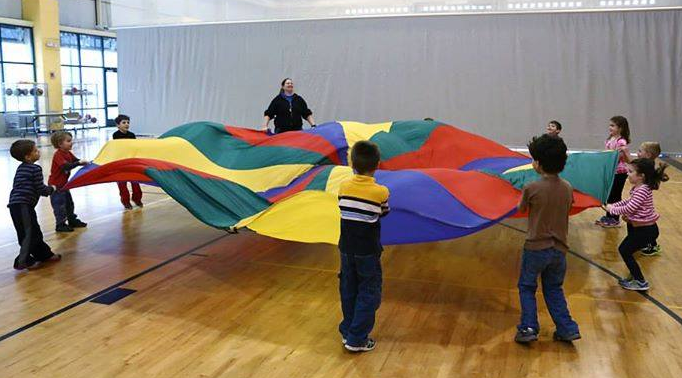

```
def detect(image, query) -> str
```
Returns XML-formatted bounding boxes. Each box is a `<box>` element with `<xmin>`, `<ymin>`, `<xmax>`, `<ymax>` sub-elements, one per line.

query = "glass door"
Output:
<box><xmin>104</xmin><ymin>67</ymin><xmax>118</xmax><ymax>126</ymax></box>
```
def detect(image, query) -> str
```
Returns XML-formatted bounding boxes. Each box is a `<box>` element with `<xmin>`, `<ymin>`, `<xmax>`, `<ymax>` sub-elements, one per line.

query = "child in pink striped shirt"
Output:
<box><xmin>605</xmin><ymin>159</ymin><xmax>668</xmax><ymax>291</ymax></box>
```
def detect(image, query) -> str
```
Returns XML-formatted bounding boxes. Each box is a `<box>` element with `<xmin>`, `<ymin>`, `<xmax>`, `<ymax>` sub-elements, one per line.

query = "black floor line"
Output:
<box><xmin>499</xmin><ymin>222</ymin><xmax>682</xmax><ymax>327</ymax></box>
<box><xmin>661</xmin><ymin>157</ymin><xmax>682</xmax><ymax>173</ymax></box>
<box><xmin>0</xmin><ymin>234</ymin><xmax>228</xmax><ymax>343</ymax></box>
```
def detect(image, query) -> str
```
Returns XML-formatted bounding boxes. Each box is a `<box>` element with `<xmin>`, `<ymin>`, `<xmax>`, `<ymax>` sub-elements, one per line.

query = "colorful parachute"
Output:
<box><xmin>66</xmin><ymin>120</ymin><xmax>617</xmax><ymax>245</ymax></box>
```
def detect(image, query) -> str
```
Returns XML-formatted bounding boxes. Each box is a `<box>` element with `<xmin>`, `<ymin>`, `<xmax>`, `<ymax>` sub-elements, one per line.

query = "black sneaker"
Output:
<box><xmin>344</xmin><ymin>338</ymin><xmax>376</xmax><ymax>352</ymax></box>
<box><xmin>640</xmin><ymin>244</ymin><xmax>661</xmax><ymax>256</ymax></box>
<box><xmin>68</xmin><ymin>219</ymin><xmax>87</xmax><ymax>228</ymax></box>
<box><xmin>553</xmin><ymin>331</ymin><xmax>581</xmax><ymax>342</ymax></box>
<box><xmin>514</xmin><ymin>327</ymin><xmax>538</xmax><ymax>343</ymax></box>
<box><xmin>56</xmin><ymin>223</ymin><xmax>74</xmax><ymax>232</ymax></box>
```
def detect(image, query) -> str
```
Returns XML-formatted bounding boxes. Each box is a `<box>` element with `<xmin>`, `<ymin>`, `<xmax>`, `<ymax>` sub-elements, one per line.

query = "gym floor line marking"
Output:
<box><xmin>0</xmin><ymin>197</ymin><xmax>172</xmax><ymax>251</ymax></box>
<box><xmin>0</xmin><ymin>234</ymin><xmax>228</xmax><ymax>343</ymax></box>
<box><xmin>662</xmin><ymin>157</ymin><xmax>682</xmax><ymax>173</ymax></box>
<box><xmin>498</xmin><ymin>222</ymin><xmax>682</xmax><ymax>327</ymax></box>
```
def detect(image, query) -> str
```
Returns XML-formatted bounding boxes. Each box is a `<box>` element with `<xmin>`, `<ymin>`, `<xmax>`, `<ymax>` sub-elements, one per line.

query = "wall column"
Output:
<box><xmin>22</xmin><ymin>0</ymin><xmax>63</xmax><ymax>129</ymax></box>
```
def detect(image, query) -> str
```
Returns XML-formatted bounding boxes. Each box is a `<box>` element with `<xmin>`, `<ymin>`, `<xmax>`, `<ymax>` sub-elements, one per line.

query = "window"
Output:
<box><xmin>60</xmin><ymin>31</ymin><xmax>118</xmax><ymax>128</ymax></box>
<box><xmin>1</xmin><ymin>24</ymin><xmax>36</xmax><ymax>113</ymax></box>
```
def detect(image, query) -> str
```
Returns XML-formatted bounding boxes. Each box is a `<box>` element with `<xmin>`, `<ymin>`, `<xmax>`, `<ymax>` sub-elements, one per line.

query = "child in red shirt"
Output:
<box><xmin>112</xmin><ymin>115</ymin><xmax>143</xmax><ymax>209</ymax></box>
<box><xmin>48</xmin><ymin>131</ymin><xmax>88</xmax><ymax>232</ymax></box>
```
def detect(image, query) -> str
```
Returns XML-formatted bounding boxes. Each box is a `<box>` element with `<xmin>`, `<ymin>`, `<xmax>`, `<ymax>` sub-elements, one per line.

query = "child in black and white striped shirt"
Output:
<box><xmin>7</xmin><ymin>140</ymin><xmax>61</xmax><ymax>270</ymax></box>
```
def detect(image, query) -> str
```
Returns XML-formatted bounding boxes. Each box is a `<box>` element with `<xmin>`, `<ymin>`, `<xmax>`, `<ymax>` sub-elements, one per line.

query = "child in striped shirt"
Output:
<box><xmin>606</xmin><ymin>158</ymin><xmax>668</xmax><ymax>291</ymax></box>
<box><xmin>7</xmin><ymin>140</ymin><xmax>60</xmax><ymax>270</ymax></box>
<box><xmin>337</xmin><ymin>140</ymin><xmax>390</xmax><ymax>352</ymax></box>
<box><xmin>636</xmin><ymin>142</ymin><xmax>663</xmax><ymax>256</ymax></box>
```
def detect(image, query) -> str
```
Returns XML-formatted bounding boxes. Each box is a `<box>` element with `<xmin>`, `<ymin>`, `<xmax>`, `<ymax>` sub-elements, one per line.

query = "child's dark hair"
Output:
<box><xmin>610</xmin><ymin>115</ymin><xmax>631</xmax><ymax>143</ymax></box>
<box><xmin>50</xmin><ymin>130</ymin><xmax>72</xmax><ymax>148</ymax></box>
<box><xmin>351</xmin><ymin>141</ymin><xmax>381</xmax><ymax>175</ymax></box>
<box><xmin>549</xmin><ymin>120</ymin><xmax>562</xmax><ymax>130</ymax></box>
<box><xmin>630</xmin><ymin>158</ymin><xmax>668</xmax><ymax>190</ymax></box>
<box><xmin>527</xmin><ymin>134</ymin><xmax>568</xmax><ymax>174</ymax></box>
<box><xmin>10</xmin><ymin>139</ymin><xmax>36</xmax><ymax>162</ymax></box>
<box><xmin>115</xmin><ymin>114</ymin><xmax>130</xmax><ymax>125</ymax></box>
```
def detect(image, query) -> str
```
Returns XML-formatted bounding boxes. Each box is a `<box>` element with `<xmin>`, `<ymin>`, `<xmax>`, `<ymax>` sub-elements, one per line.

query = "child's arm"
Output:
<box><xmin>60</xmin><ymin>155</ymin><xmax>88</xmax><ymax>173</ymax></box>
<box><xmin>380</xmin><ymin>201</ymin><xmax>390</xmax><ymax>217</ymax></box>
<box><xmin>607</xmin><ymin>189</ymin><xmax>645</xmax><ymax>217</ymax></box>
<box><xmin>618</xmin><ymin>145</ymin><xmax>631</xmax><ymax>163</ymax></box>
<box><xmin>32</xmin><ymin>168</ymin><xmax>54</xmax><ymax>197</ymax></box>
<box><xmin>517</xmin><ymin>186</ymin><xmax>530</xmax><ymax>213</ymax></box>
<box><xmin>60</xmin><ymin>160</ymin><xmax>82</xmax><ymax>173</ymax></box>
<box><xmin>617</xmin><ymin>139</ymin><xmax>630</xmax><ymax>163</ymax></box>
<box><xmin>380</xmin><ymin>192</ymin><xmax>390</xmax><ymax>217</ymax></box>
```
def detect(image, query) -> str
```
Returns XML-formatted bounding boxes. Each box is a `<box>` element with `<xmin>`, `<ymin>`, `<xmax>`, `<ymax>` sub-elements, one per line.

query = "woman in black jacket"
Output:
<box><xmin>262</xmin><ymin>78</ymin><xmax>316</xmax><ymax>133</ymax></box>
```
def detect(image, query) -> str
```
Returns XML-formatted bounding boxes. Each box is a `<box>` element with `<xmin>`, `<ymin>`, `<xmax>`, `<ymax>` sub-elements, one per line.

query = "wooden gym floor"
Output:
<box><xmin>1</xmin><ymin>130</ymin><xmax>681</xmax><ymax>378</ymax></box>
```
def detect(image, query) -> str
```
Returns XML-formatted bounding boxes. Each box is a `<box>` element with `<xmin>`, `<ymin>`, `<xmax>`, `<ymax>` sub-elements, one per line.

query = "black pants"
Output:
<box><xmin>606</xmin><ymin>173</ymin><xmax>628</xmax><ymax>220</ymax></box>
<box><xmin>619</xmin><ymin>223</ymin><xmax>659</xmax><ymax>282</ymax></box>
<box><xmin>8</xmin><ymin>204</ymin><xmax>54</xmax><ymax>268</ymax></box>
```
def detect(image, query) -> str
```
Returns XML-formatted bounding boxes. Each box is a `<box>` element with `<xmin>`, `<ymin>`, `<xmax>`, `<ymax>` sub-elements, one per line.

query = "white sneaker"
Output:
<box><xmin>344</xmin><ymin>338</ymin><xmax>376</xmax><ymax>352</ymax></box>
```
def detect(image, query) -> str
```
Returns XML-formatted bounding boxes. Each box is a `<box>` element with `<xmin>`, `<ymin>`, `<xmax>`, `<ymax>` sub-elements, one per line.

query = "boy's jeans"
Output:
<box><xmin>339</xmin><ymin>251</ymin><xmax>382</xmax><ymax>347</ymax></box>
<box><xmin>518</xmin><ymin>248</ymin><xmax>579</xmax><ymax>337</ymax></box>
<box><xmin>50</xmin><ymin>190</ymin><xmax>77</xmax><ymax>225</ymax></box>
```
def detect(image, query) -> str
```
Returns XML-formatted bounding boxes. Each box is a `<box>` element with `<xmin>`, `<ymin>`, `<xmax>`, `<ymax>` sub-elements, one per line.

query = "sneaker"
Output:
<box><xmin>619</xmin><ymin>279</ymin><xmax>650</xmax><ymax>291</ymax></box>
<box><xmin>55</xmin><ymin>223</ymin><xmax>74</xmax><ymax>232</ymax></box>
<box><xmin>599</xmin><ymin>218</ymin><xmax>621</xmax><ymax>228</ymax></box>
<box><xmin>641</xmin><ymin>244</ymin><xmax>661</xmax><ymax>256</ymax></box>
<box><xmin>344</xmin><ymin>338</ymin><xmax>376</xmax><ymax>352</ymax></box>
<box><xmin>618</xmin><ymin>275</ymin><xmax>633</xmax><ymax>285</ymax></box>
<box><xmin>514</xmin><ymin>327</ymin><xmax>538</xmax><ymax>343</ymax></box>
<box><xmin>13</xmin><ymin>259</ymin><xmax>38</xmax><ymax>270</ymax></box>
<box><xmin>134</xmin><ymin>201</ymin><xmax>144</xmax><ymax>208</ymax></box>
<box><xmin>123</xmin><ymin>204</ymin><xmax>133</xmax><ymax>210</ymax></box>
<box><xmin>595</xmin><ymin>215</ymin><xmax>609</xmax><ymax>225</ymax></box>
<box><xmin>553</xmin><ymin>331</ymin><xmax>581</xmax><ymax>342</ymax></box>
<box><xmin>68</xmin><ymin>219</ymin><xmax>87</xmax><ymax>228</ymax></box>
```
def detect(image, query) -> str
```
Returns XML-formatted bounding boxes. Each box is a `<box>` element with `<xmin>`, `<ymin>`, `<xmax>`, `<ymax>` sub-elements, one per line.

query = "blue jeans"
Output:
<box><xmin>518</xmin><ymin>248</ymin><xmax>579</xmax><ymax>336</ymax></box>
<box><xmin>338</xmin><ymin>252</ymin><xmax>382</xmax><ymax>347</ymax></box>
<box><xmin>50</xmin><ymin>190</ymin><xmax>76</xmax><ymax>225</ymax></box>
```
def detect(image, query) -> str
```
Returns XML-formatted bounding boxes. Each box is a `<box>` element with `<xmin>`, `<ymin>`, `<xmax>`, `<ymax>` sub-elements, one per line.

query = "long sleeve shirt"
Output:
<box><xmin>48</xmin><ymin>149</ymin><xmax>82</xmax><ymax>188</ymax></box>
<box><xmin>605</xmin><ymin>137</ymin><xmax>628</xmax><ymax>174</ymax></box>
<box><xmin>8</xmin><ymin>163</ymin><xmax>54</xmax><ymax>207</ymax></box>
<box><xmin>609</xmin><ymin>184</ymin><xmax>659</xmax><ymax>223</ymax></box>
<box><xmin>264</xmin><ymin>93</ymin><xmax>313</xmax><ymax>133</ymax></box>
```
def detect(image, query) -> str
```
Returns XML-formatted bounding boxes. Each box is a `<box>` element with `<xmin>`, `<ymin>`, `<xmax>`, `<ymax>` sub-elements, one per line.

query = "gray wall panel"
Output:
<box><xmin>118</xmin><ymin>10</ymin><xmax>682</xmax><ymax>152</ymax></box>
<box><xmin>0</xmin><ymin>0</ymin><xmax>21</xmax><ymax>19</ymax></box>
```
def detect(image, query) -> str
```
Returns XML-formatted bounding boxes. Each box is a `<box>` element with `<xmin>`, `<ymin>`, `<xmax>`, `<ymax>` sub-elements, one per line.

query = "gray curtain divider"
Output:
<box><xmin>118</xmin><ymin>10</ymin><xmax>682</xmax><ymax>153</ymax></box>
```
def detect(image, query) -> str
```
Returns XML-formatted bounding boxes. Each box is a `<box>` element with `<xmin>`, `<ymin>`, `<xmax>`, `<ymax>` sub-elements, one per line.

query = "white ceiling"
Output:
<box><xmin>105</xmin><ymin>0</ymin><xmax>679</xmax><ymax>28</ymax></box>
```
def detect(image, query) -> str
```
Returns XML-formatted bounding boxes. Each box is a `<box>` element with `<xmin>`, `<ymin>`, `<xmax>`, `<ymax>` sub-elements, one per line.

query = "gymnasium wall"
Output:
<box><xmin>117</xmin><ymin>9</ymin><xmax>682</xmax><ymax>152</ymax></box>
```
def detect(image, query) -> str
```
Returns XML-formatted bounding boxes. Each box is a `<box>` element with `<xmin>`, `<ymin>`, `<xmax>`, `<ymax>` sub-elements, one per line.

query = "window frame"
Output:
<box><xmin>0</xmin><ymin>23</ymin><xmax>37</xmax><ymax>114</ymax></box>
<box><xmin>59</xmin><ymin>30</ymin><xmax>117</xmax><ymax>128</ymax></box>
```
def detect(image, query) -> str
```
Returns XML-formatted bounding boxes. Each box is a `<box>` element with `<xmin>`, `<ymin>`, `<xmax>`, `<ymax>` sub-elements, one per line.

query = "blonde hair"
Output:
<box><xmin>640</xmin><ymin>141</ymin><xmax>661</xmax><ymax>158</ymax></box>
<box><xmin>50</xmin><ymin>131</ymin><xmax>72</xmax><ymax>148</ymax></box>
